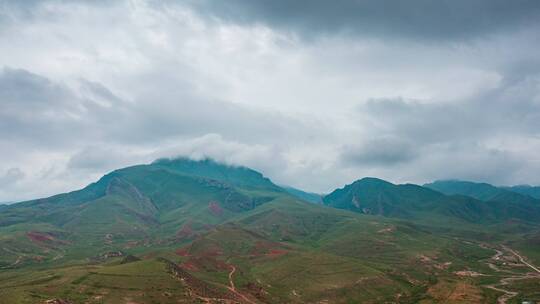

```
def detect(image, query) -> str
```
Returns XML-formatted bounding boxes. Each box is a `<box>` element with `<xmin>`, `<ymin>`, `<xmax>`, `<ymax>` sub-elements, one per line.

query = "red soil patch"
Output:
<box><xmin>26</xmin><ymin>231</ymin><xmax>55</xmax><ymax>243</ymax></box>
<box><xmin>250</xmin><ymin>241</ymin><xmax>288</xmax><ymax>257</ymax></box>
<box><xmin>189</xmin><ymin>239</ymin><xmax>225</xmax><ymax>257</ymax></box>
<box><xmin>176</xmin><ymin>239</ymin><xmax>224</xmax><ymax>257</ymax></box>
<box><xmin>266</xmin><ymin>249</ymin><xmax>288</xmax><ymax>257</ymax></box>
<box><xmin>202</xmin><ymin>246</ymin><xmax>224</xmax><ymax>257</ymax></box>
<box><xmin>176</xmin><ymin>222</ymin><xmax>195</xmax><ymax>240</ymax></box>
<box><xmin>181</xmin><ymin>260</ymin><xmax>199</xmax><ymax>271</ymax></box>
<box><xmin>176</xmin><ymin>247</ymin><xmax>191</xmax><ymax>257</ymax></box>
<box><xmin>181</xmin><ymin>256</ymin><xmax>229</xmax><ymax>272</ymax></box>
<box><xmin>208</xmin><ymin>201</ymin><xmax>224</xmax><ymax>216</ymax></box>
<box><xmin>250</xmin><ymin>241</ymin><xmax>272</xmax><ymax>255</ymax></box>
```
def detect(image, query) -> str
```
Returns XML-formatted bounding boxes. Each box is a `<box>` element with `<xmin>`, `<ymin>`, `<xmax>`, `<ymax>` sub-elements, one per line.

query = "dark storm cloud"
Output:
<box><xmin>185</xmin><ymin>0</ymin><xmax>540</xmax><ymax>40</ymax></box>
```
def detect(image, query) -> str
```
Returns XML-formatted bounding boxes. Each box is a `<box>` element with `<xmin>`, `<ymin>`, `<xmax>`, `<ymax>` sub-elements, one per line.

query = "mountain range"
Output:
<box><xmin>1</xmin><ymin>158</ymin><xmax>540</xmax><ymax>304</ymax></box>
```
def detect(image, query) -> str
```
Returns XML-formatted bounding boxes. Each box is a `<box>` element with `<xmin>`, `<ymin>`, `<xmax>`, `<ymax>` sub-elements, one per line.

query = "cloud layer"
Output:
<box><xmin>187</xmin><ymin>0</ymin><xmax>540</xmax><ymax>40</ymax></box>
<box><xmin>1</xmin><ymin>0</ymin><xmax>539</xmax><ymax>201</ymax></box>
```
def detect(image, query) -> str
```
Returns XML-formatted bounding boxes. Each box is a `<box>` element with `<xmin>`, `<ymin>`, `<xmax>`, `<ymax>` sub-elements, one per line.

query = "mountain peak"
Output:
<box><xmin>153</xmin><ymin>156</ymin><xmax>236</xmax><ymax>168</ymax></box>
<box><xmin>151</xmin><ymin>157</ymin><xmax>279</xmax><ymax>190</ymax></box>
<box><xmin>353</xmin><ymin>177</ymin><xmax>394</xmax><ymax>186</ymax></box>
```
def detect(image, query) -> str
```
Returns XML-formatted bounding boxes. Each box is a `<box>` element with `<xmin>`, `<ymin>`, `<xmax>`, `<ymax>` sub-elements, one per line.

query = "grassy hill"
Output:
<box><xmin>1</xmin><ymin>159</ymin><xmax>540</xmax><ymax>303</ymax></box>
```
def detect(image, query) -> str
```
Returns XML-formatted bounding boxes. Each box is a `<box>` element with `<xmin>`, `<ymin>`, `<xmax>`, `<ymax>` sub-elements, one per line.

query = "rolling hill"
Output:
<box><xmin>1</xmin><ymin>159</ymin><xmax>540</xmax><ymax>303</ymax></box>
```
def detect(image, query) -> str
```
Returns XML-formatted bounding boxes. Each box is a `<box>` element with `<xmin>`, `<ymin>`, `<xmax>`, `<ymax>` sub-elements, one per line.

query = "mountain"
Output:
<box><xmin>424</xmin><ymin>180</ymin><xmax>505</xmax><ymax>201</ymax></box>
<box><xmin>2</xmin><ymin>163</ymin><xmax>540</xmax><ymax>303</ymax></box>
<box><xmin>503</xmin><ymin>185</ymin><xmax>540</xmax><ymax>199</ymax></box>
<box><xmin>1</xmin><ymin>161</ymin><xmax>453</xmax><ymax>303</ymax></box>
<box><xmin>323</xmin><ymin>177</ymin><xmax>540</xmax><ymax>224</ymax></box>
<box><xmin>282</xmin><ymin>186</ymin><xmax>323</xmax><ymax>204</ymax></box>
<box><xmin>424</xmin><ymin>180</ymin><xmax>540</xmax><ymax>207</ymax></box>
<box><xmin>324</xmin><ymin>177</ymin><xmax>425</xmax><ymax>217</ymax></box>
<box><xmin>0</xmin><ymin>158</ymin><xmax>289</xmax><ymax>266</ymax></box>
<box><xmin>152</xmin><ymin>157</ymin><xmax>282</xmax><ymax>191</ymax></box>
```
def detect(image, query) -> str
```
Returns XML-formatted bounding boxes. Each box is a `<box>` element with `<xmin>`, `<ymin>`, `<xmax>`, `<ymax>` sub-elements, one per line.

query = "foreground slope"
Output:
<box><xmin>1</xmin><ymin>161</ymin><xmax>540</xmax><ymax>303</ymax></box>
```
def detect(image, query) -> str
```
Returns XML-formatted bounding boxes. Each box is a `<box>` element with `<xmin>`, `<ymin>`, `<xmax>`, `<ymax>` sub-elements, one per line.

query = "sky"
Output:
<box><xmin>1</xmin><ymin>0</ymin><xmax>540</xmax><ymax>201</ymax></box>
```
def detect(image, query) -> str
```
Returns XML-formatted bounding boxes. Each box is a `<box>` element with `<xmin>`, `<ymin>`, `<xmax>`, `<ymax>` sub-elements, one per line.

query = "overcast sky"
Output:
<box><xmin>1</xmin><ymin>0</ymin><xmax>540</xmax><ymax>201</ymax></box>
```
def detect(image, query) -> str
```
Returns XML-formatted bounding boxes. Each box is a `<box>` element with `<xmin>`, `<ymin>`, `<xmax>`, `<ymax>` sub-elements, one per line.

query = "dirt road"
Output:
<box><xmin>481</xmin><ymin>244</ymin><xmax>540</xmax><ymax>304</ymax></box>
<box><xmin>503</xmin><ymin>245</ymin><xmax>540</xmax><ymax>273</ymax></box>
<box><xmin>226</xmin><ymin>264</ymin><xmax>257</xmax><ymax>304</ymax></box>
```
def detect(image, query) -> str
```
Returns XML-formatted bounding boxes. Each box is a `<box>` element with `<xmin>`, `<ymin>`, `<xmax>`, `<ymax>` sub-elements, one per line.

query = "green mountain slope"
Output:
<box><xmin>503</xmin><ymin>185</ymin><xmax>540</xmax><ymax>199</ymax></box>
<box><xmin>152</xmin><ymin>157</ymin><xmax>282</xmax><ymax>191</ymax></box>
<box><xmin>0</xmin><ymin>158</ymin><xmax>289</xmax><ymax>267</ymax></box>
<box><xmin>281</xmin><ymin>186</ymin><xmax>323</xmax><ymax>204</ymax></box>
<box><xmin>323</xmin><ymin>178</ymin><xmax>540</xmax><ymax>224</ymax></box>
<box><xmin>2</xmin><ymin>161</ymin><xmax>540</xmax><ymax>303</ymax></box>
<box><xmin>424</xmin><ymin>180</ymin><xmax>506</xmax><ymax>201</ymax></box>
<box><xmin>425</xmin><ymin>180</ymin><xmax>540</xmax><ymax>207</ymax></box>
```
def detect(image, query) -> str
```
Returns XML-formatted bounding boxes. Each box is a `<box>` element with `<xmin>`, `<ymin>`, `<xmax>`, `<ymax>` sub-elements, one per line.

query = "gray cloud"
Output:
<box><xmin>186</xmin><ymin>0</ymin><xmax>540</xmax><ymax>41</ymax></box>
<box><xmin>0</xmin><ymin>0</ymin><xmax>540</xmax><ymax>200</ymax></box>
<box><xmin>358</xmin><ymin>74</ymin><xmax>540</xmax><ymax>145</ymax></box>
<box><xmin>0</xmin><ymin>67</ymin><xmax>318</xmax><ymax>148</ymax></box>
<box><xmin>343</xmin><ymin>69</ymin><xmax>540</xmax><ymax>185</ymax></box>
<box><xmin>67</xmin><ymin>146</ymin><xmax>136</xmax><ymax>171</ymax></box>
<box><xmin>0</xmin><ymin>66</ymin><xmax>326</xmax><ymax>200</ymax></box>
<box><xmin>6</xmin><ymin>1</ymin><xmax>539</xmax><ymax>41</ymax></box>
<box><xmin>0</xmin><ymin>167</ymin><xmax>25</xmax><ymax>186</ymax></box>
<box><xmin>341</xmin><ymin>137</ymin><xmax>418</xmax><ymax>167</ymax></box>
<box><xmin>0</xmin><ymin>67</ymin><xmax>88</xmax><ymax>147</ymax></box>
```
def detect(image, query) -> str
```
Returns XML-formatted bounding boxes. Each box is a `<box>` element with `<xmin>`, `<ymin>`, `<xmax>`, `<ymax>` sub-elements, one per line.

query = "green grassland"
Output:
<box><xmin>1</xmin><ymin>158</ymin><xmax>540</xmax><ymax>303</ymax></box>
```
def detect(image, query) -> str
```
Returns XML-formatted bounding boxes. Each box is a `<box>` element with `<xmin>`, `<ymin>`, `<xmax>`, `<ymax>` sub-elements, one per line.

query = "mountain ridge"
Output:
<box><xmin>2</xmin><ymin>159</ymin><xmax>540</xmax><ymax>303</ymax></box>
<box><xmin>324</xmin><ymin>177</ymin><xmax>540</xmax><ymax>224</ymax></box>
<box><xmin>424</xmin><ymin>179</ymin><xmax>540</xmax><ymax>206</ymax></box>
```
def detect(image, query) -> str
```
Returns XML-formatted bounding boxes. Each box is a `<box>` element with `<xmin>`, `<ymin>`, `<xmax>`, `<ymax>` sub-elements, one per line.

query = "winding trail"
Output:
<box><xmin>484</xmin><ymin>283</ymin><xmax>517</xmax><ymax>304</ymax></box>
<box><xmin>226</xmin><ymin>264</ymin><xmax>257</xmax><ymax>304</ymax></box>
<box><xmin>503</xmin><ymin>245</ymin><xmax>540</xmax><ymax>273</ymax></box>
<box><xmin>480</xmin><ymin>244</ymin><xmax>540</xmax><ymax>304</ymax></box>
<box><xmin>228</xmin><ymin>265</ymin><xmax>237</xmax><ymax>291</ymax></box>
